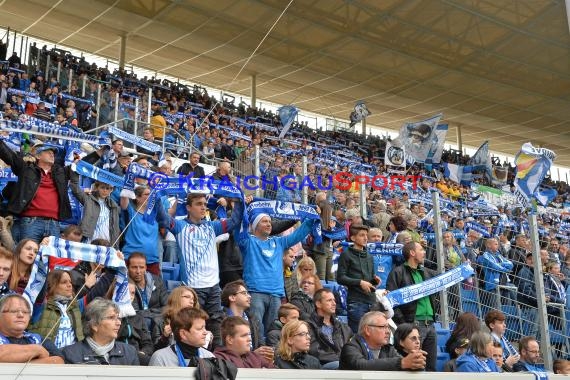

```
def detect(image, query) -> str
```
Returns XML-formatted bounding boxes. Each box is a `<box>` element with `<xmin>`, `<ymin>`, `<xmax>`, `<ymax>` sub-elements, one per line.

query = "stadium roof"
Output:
<box><xmin>2</xmin><ymin>0</ymin><xmax>570</xmax><ymax>166</ymax></box>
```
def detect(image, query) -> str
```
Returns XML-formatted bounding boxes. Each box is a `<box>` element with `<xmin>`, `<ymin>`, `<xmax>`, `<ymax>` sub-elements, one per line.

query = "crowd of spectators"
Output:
<box><xmin>0</xmin><ymin>42</ymin><xmax>568</xmax><ymax>375</ymax></box>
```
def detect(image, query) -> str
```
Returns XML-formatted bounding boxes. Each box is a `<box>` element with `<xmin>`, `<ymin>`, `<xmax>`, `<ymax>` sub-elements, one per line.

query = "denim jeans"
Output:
<box><xmin>13</xmin><ymin>217</ymin><xmax>60</xmax><ymax>243</ymax></box>
<box><xmin>347</xmin><ymin>301</ymin><xmax>371</xmax><ymax>334</ymax></box>
<box><xmin>162</xmin><ymin>239</ymin><xmax>178</xmax><ymax>264</ymax></box>
<box><xmin>249</xmin><ymin>292</ymin><xmax>281</xmax><ymax>340</ymax></box>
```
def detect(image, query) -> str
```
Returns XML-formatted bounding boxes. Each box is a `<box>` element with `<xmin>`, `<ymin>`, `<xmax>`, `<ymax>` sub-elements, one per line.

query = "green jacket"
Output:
<box><xmin>29</xmin><ymin>299</ymin><xmax>84</xmax><ymax>344</ymax></box>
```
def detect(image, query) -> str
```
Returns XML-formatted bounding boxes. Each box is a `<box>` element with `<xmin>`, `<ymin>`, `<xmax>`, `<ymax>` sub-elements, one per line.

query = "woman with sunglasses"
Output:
<box><xmin>275</xmin><ymin>320</ymin><xmax>321</xmax><ymax>369</ymax></box>
<box><xmin>393</xmin><ymin>323</ymin><xmax>422</xmax><ymax>359</ymax></box>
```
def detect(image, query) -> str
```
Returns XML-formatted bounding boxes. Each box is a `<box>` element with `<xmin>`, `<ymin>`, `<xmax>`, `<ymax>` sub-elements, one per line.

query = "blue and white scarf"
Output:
<box><xmin>385</xmin><ymin>263</ymin><xmax>474</xmax><ymax>307</ymax></box>
<box><xmin>60</xmin><ymin>92</ymin><xmax>95</xmax><ymax>106</ymax></box>
<box><xmin>247</xmin><ymin>200</ymin><xmax>322</xmax><ymax>244</ymax></box>
<box><xmin>0</xmin><ymin>117</ymin><xmax>110</xmax><ymax>146</ymax></box>
<box><xmin>109</xmin><ymin>126</ymin><xmax>162</xmax><ymax>154</ymax></box>
<box><xmin>72</xmin><ymin>160</ymin><xmax>125</xmax><ymax>188</ymax></box>
<box><xmin>465</xmin><ymin>221</ymin><xmax>491</xmax><ymax>238</ymax></box>
<box><xmin>24</xmin><ymin>236</ymin><xmax>133</xmax><ymax>317</ymax></box>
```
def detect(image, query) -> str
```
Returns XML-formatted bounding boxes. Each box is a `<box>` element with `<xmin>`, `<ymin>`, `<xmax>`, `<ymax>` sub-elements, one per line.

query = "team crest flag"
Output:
<box><xmin>514</xmin><ymin>142</ymin><xmax>556</xmax><ymax>208</ymax></box>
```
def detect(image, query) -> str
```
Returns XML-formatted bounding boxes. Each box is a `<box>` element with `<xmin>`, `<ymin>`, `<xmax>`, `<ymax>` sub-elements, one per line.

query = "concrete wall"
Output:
<box><xmin>0</xmin><ymin>364</ymin><xmax>559</xmax><ymax>380</ymax></box>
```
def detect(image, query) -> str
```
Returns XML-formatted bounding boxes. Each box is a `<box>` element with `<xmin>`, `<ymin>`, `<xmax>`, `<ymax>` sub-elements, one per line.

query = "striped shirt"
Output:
<box><xmin>171</xmin><ymin>218</ymin><xmax>227</xmax><ymax>288</ymax></box>
<box><xmin>92</xmin><ymin>198</ymin><xmax>110</xmax><ymax>241</ymax></box>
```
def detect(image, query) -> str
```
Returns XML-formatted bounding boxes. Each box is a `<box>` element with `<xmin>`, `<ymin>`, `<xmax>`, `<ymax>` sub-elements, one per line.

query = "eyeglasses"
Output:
<box><xmin>103</xmin><ymin>315</ymin><xmax>121</xmax><ymax>321</ymax></box>
<box><xmin>368</xmin><ymin>324</ymin><xmax>390</xmax><ymax>330</ymax></box>
<box><xmin>294</xmin><ymin>331</ymin><xmax>311</xmax><ymax>338</ymax></box>
<box><xmin>1</xmin><ymin>309</ymin><xmax>31</xmax><ymax>315</ymax></box>
<box><xmin>235</xmin><ymin>290</ymin><xmax>250</xmax><ymax>296</ymax></box>
<box><xmin>407</xmin><ymin>336</ymin><xmax>421</xmax><ymax>342</ymax></box>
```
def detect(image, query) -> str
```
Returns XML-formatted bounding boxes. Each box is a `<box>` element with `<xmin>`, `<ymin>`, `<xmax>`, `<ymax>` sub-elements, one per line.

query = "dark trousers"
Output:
<box><xmin>414</xmin><ymin>320</ymin><xmax>437</xmax><ymax>372</ymax></box>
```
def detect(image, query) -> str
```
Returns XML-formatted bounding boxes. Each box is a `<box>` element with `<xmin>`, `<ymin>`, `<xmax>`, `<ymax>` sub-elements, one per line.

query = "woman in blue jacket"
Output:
<box><xmin>456</xmin><ymin>331</ymin><xmax>500</xmax><ymax>373</ymax></box>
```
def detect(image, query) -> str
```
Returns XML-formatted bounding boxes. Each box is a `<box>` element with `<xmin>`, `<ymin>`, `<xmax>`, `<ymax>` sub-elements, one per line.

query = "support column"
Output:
<box><xmin>119</xmin><ymin>34</ymin><xmax>127</xmax><ymax>71</ymax></box>
<box><xmin>361</xmin><ymin>118</ymin><xmax>366</xmax><ymax>136</ymax></box>
<box><xmin>251</xmin><ymin>74</ymin><xmax>257</xmax><ymax>109</ymax></box>
<box><xmin>456</xmin><ymin>124</ymin><xmax>463</xmax><ymax>152</ymax></box>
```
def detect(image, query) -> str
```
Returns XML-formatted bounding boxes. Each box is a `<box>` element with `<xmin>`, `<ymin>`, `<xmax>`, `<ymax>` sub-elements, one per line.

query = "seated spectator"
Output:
<box><xmin>214</xmin><ymin>316</ymin><xmax>275</xmax><ymax>368</ymax></box>
<box><xmin>29</xmin><ymin>269</ymin><xmax>114</xmax><ymax>349</ymax></box>
<box><xmin>221</xmin><ymin>280</ymin><xmax>273</xmax><ymax>360</ymax></box>
<box><xmin>0</xmin><ymin>294</ymin><xmax>64</xmax><ymax>364</ymax></box>
<box><xmin>290</xmin><ymin>273</ymin><xmax>322</xmax><ymax>321</ymax></box>
<box><xmin>8</xmin><ymin>239</ymin><xmax>39</xmax><ymax>294</ymax></box>
<box><xmin>60</xmin><ymin>298</ymin><xmax>138</xmax><ymax>365</ymax></box>
<box><xmin>512</xmin><ymin>336</ymin><xmax>542</xmax><ymax>372</ymax></box>
<box><xmin>307</xmin><ymin>288</ymin><xmax>352</xmax><ymax>369</ymax></box>
<box><xmin>393</xmin><ymin>323</ymin><xmax>421</xmax><ymax>358</ymax></box>
<box><xmin>339</xmin><ymin>311</ymin><xmax>425</xmax><ymax>371</ymax></box>
<box><xmin>0</xmin><ymin>246</ymin><xmax>14</xmax><ymax>297</ymax></box>
<box><xmin>443</xmin><ymin>338</ymin><xmax>469</xmax><ymax>372</ymax></box>
<box><xmin>445</xmin><ymin>312</ymin><xmax>481</xmax><ymax>359</ymax></box>
<box><xmin>109</xmin><ymin>282</ymin><xmax>152</xmax><ymax>366</ymax></box>
<box><xmin>275</xmin><ymin>320</ymin><xmax>321</xmax><ymax>369</ymax></box>
<box><xmin>554</xmin><ymin>359</ymin><xmax>570</xmax><ymax>375</ymax></box>
<box><xmin>153</xmin><ymin>286</ymin><xmax>200</xmax><ymax>350</ymax></box>
<box><xmin>456</xmin><ymin>331</ymin><xmax>499</xmax><ymax>372</ymax></box>
<box><xmin>484</xmin><ymin>310</ymin><xmax>519</xmax><ymax>370</ymax></box>
<box><xmin>127</xmin><ymin>252</ymin><xmax>168</xmax><ymax>329</ymax></box>
<box><xmin>266</xmin><ymin>303</ymin><xmax>300</xmax><ymax>348</ymax></box>
<box><xmin>149</xmin><ymin>307</ymin><xmax>214</xmax><ymax>366</ymax></box>
<box><xmin>491</xmin><ymin>342</ymin><xmax>507</xmax><ymax>373</ymax></box>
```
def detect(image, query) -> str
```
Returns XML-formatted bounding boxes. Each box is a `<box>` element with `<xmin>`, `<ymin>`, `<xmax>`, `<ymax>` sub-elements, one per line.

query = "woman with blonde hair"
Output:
<box><xmin>152</xmin><ymin>285</ymin><xmax>201</xmax><ymax>350</ymax></box>
<box><xmin>294</xmin><ymin>256</ymin><xmax>317</xmax><ymax>287</ymax></box>
<box><xmin>275</xmin><ymin>320</ymin><xmax>321</xmax><ymax>369</ymax></box>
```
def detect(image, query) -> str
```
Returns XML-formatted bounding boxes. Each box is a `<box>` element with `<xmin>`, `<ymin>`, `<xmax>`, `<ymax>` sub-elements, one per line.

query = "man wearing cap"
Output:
<box><xmin>235</xmin><ymin>204</ymin><xmax>317</xmax><ymax>338</ymax></box>
<box><xmin>0</xmin><ymin>141</ymin><xmax>71</xmax><ymax>242</ymax></box>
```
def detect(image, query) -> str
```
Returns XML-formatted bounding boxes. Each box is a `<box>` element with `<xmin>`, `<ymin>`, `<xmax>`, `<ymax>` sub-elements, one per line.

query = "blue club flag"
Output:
<box><xmin>513</xmin><ymin>142</ymin><xmax>556</xmax><ymax>208</ymax></box>
<box><xmin>349</xmin><ymin>100</ymin><xmax>371</xmax><ymax>128</ymax></box>
<box><xmin>278</xmin><ymin>105</ymin><xmax>298</xmax><ymax>139</ymax></box>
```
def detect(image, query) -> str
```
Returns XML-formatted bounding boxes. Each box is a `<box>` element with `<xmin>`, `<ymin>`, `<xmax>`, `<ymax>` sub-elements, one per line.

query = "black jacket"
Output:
<box><xmin>275</xmin><ymin>352</ymin><xmax>321</xmax><ymax>369</ymax></box>
<box><xmin>62</xmin><ymin>340</ymin><xmax>140</xmax><ymax>365</ymax></box>
<box><xmin>265</xmin><ymin>319</ymin><xmax>283</xmax><ymax>348</ymax></box>
<box><xmin>290</xmin><ymin>290</ymin><xmax>315</xmax><ymax>321</ymax></box>
<box><xmin>336</xmin><ymin>246</ymin><xmax>376</xmax><ymax>304</ymax></box>
<box><xmin>118</xmin><ymin>313</ymin><xmax>154</xmax><ymax>365</ymax></box>
<box><xmin>307</xmin><ymin>313</ymin><xmax>353</xmax><ymax>364</ymax></box>
<box><xmin>133</xmin><ymin>273</ymin><xmax>168</xmax><ymax>321</ymax></box>
<box><xmin>0</xmin><ymin>139</ymin><xmax>71</xmax><ymax>219</ymax></box>
<box><xmin>385</xmin><ymin>263</ymin><xmax>437</xmax><ymax>324</ymax></box>
<box><xmin>339</xmin><ymin>335</ymin><xmax>402</xmax><ymax>371</ymax></box>
<box><xmin>176</xmin><ymin>162</ymin><xmax>205</xmax><ymax>178</ymax></box>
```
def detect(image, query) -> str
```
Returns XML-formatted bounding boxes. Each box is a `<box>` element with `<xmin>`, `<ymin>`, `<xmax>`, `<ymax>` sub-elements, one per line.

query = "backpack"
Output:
<box><xmin>194</xmin><ymin>357</ymin><xmax>238</xmax><ymax>380</ymax></box>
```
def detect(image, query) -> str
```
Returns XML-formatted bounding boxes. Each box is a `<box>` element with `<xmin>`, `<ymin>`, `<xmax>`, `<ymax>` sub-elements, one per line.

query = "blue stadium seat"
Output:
<box><xmin>167</xmin><ymin>280</ymin><xmax>182</xmax><ymax>292</ymax></box>
<box><xmin>162</xmin><ymin>263</ymin><xmax>180</xmax><ymax>282</ymax></box>
<box><xmin>436</xmin><ymin>352</ymin><xmax>450</xmax><ymax>372</ymax></box>
<box><xmin>459</xmin><ymin>285</ymin><xmax>481</xmax><ymax>318</ymax></box>
<box><xmin>436</xmin><ymin>328</ymin><xmax>451</xmax><ymax>349</ymax></box>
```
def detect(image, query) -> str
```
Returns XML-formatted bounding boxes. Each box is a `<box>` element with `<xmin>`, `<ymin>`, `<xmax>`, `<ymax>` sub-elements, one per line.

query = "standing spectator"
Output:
<box><xmin>235</xmin><ymin>208</ymin><xmax>315</xmax><ymax>337</ymax></box>
<box><xmin>0</xmin><ymin>294</ymin><xmax>64</xmax><ymax>364</ymax></box>
<box><xmin>386</xmin><ymin>241</ymin><xmax>438</xmax><ymax>372</ymax></box>
<box><xmin>176</xmin><ymin>152</ymin><xmax>205</xmax><ymax>178</ymax></box>
<box><xmin>477</xmin><ymin>237</ymin><xmax>514</xmax><ymax>314</ymax></box>
<box><xmin>167</xmin><ymin>193</ymin><xmax>243</xmax><ymax>326</ymax></box>
<box><xmin>0</xmin><ymin>143</ymin><xmax>71</xmax><ymax>243</ymax></box>
<box><xmin>336</xmin><ymin>224</ymin><xmax>379</xmax><ymax>333</ymax></box>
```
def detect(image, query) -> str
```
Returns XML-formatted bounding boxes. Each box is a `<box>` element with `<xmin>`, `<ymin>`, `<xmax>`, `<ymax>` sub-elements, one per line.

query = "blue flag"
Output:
<box><xmin>513</xmin><ymin>142</ymin><xmax>556</xmax><ymax>208</ymax></box>
<box><xmin>278</xmin><ymin>105</ymin><xmax>298</xmax><ymax>139</ymax></box>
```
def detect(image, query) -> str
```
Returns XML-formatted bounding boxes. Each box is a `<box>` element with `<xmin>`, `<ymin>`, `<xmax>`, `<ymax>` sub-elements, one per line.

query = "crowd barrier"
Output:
<box><xmin>0</xmin><ymin>364</ymin><xmax>552</xmax><ymax>380</ymax></box>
